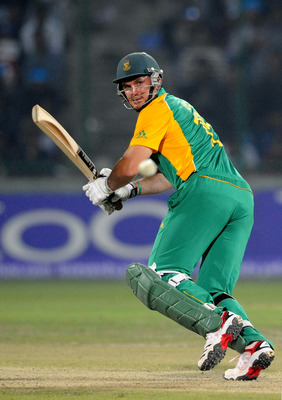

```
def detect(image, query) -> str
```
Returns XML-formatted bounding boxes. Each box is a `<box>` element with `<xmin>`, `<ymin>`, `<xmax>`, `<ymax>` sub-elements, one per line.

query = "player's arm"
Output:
<box><xmin>133</xmin><ymin>172</ymin><xmax>172</xmax><ymax>195</ymax></box>
<box><xmin>107</xmin><ymin>169</ymin><xmax>171</xmax><ymax>208</ymax></box>
<box><xmin>109</xmin><ymin>158</ymin><xmax>172</xmax><ymax>207</ymax></box>
<box><xmin>83</xmin><ymin>144</ymin><xmax>160</xmax><ymax>207</ymax></box>
<box><xmin>108</xmin><ymin>144</ymin><xmax>172</xmax><ymax>196</ymax></box>
<box><xmin>107</xmin><ymin>145</ymin><xmax>152</xmax><ymax>190</ymax></box>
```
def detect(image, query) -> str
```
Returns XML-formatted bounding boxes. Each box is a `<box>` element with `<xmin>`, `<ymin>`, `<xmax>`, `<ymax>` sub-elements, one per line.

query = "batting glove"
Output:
<box><xmin>111</xmin><ymin>183</ymin><xmax>138</xmax><ymax>203</ymax></box>
<box><xmin>83</xmin><ymin>168</ymin><xmax>113</xmax><ymax>206</ymax></box>
<box><xmin>100</xmin><ymin>168</ymin><xmax>112</xmax><ymax>177</ymax></box>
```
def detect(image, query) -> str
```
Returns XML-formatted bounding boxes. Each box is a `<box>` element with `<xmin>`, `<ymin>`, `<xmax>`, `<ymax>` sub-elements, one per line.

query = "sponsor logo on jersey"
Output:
<box><xmin>135</xmin><ymin>130</ymin><xmax>147</xmax><ymax>139</ymax></box>
<box><xmin>123</xmin><ymin>60</ymin><xmax>131</xmax><ymax>71</ymax></box>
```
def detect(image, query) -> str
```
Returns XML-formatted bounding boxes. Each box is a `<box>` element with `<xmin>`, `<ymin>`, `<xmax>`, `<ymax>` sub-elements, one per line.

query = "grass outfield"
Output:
<box><xmin>0</xmin><ymin>279</ymin><xmax>280</xmax><ymax>399</ymax></box>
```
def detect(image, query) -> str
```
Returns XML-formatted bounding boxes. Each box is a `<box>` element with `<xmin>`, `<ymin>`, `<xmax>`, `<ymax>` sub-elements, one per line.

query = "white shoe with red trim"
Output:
<box><xmin>198</xmin><ymin>311</ymin><xmax>243</xmax><ymax>371</ymax></box>
<box><xmin>224</xmin><ymin>340</ymin><xmax>275</xmax><ymax>380</ymax></box>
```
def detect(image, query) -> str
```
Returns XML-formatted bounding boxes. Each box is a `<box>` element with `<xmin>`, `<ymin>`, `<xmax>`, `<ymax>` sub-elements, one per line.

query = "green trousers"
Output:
<box><xmin>149</xmin><ymin>172</ymin><xmax>273</xmax><ymax>349</ymax></box>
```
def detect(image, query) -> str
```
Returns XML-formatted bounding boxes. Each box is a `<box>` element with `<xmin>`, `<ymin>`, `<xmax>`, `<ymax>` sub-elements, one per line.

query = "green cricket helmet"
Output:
<box><xmin>113</xmin><ymin>52</ymin><xmax>163</xmax><ymax>84</ymax></box>
<box><xmin>113</xmin><ymin>52</ymin><xmax>163</xmax><ymax>110</ymax></box>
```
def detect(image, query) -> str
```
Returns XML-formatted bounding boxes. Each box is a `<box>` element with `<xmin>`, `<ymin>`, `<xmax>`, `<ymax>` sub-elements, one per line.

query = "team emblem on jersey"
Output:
<box><xmin>135</xmin><ymin>130</ymin><xmax>147</xmax><ymax>139</ymax></box>
<box><xmin>123</xmin><ymin>60</ymin><xmax>131</xmax><ymax>71</ymax></box>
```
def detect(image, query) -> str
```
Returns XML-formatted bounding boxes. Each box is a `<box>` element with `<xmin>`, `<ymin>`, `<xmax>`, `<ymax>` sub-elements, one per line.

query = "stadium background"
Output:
<box><xmin>0</xmin><ymin>0</ymin><xmax>282</xmax><ymax>279</ymax></box>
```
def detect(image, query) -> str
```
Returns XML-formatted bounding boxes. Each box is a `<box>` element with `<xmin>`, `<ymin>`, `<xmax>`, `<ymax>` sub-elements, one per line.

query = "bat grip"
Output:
<box><xmin>107</xmin><ymin>194</ymin><xmax>123</xmax><ymax>211</ymax></box>
<box><xmin>114</xmin><ymin>200</ymin><xmax>123</xmax><ymax>211</ymax></box>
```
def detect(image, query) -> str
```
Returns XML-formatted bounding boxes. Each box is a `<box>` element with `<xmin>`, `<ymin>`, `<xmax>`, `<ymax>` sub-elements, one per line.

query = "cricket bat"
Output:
<box><xmin>32</xmin><ymin>104</ymin><xmax>122</xmax><ymax>209</ymax></box>
<box><xmin>32</xmin><ymin>104</ymin><xmax>99</xmax><ymax>181</ymax></box>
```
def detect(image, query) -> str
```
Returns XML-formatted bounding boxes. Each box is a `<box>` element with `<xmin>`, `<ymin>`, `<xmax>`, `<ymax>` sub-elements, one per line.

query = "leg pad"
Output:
<box><xmin>126</xmin><ymin>263</ymin><xmax>222</xmax><ymax>337</ymax></box>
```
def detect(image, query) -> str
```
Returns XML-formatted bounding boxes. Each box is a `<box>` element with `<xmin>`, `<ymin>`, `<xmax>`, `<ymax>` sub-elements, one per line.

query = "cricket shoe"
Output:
<box><xmin>224</xmin><ymin>340</ymin><xmax>275</xmax><ymax>380</ymax></box>
<box><xmin>198</xmin><ymin>311</ymin><xmax>243</xmax><ymax>371</ymax></box>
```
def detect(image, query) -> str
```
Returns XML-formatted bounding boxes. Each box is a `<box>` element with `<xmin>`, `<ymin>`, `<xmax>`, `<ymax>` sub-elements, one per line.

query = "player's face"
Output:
<box><xmin>121</xmin><ymin>76</ymin><xmax>157</xmax><ymax>110</ymax></box>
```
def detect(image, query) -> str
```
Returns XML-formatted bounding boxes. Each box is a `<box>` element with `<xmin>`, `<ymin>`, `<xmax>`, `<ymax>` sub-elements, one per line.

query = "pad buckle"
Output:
<box><xmin>168</xmin><ymin>273</ymin><xmax>191</xmax><ymax>287</ymax></box>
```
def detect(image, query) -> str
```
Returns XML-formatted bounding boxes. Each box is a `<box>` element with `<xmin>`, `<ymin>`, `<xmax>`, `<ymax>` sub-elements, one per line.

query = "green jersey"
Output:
<box><xmin>130</xmin><ymin>88</ymin><xmax>245</xmax><ymax>189</ymax></box>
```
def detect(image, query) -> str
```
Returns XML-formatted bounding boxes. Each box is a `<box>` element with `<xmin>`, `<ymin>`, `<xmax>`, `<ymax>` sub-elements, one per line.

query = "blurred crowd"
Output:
<box><xmin>0</xmin><ymin>0</ymin><xmax>281</xmax><ymax>177</ymax></box>
<box><xmin>155</xmin><ymin>0</ymin><xmax>282</xmax><ymax>173</ymax></box>
<box><xmin>175</xmin><ymin>1</ymin><xmax>282</xmax><ymax>172</ymax></box>
<box><xmin>0</xmin><ymin>0</ymin><xmax>70</xmax><ymax>176</ymax></box>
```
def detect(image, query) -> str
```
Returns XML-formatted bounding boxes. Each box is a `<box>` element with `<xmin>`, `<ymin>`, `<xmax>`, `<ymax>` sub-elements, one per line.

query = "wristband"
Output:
<box><xmin>136</xmin><ymin>180</ymin><xmax>142</xmax><ymax>195</ymax></box>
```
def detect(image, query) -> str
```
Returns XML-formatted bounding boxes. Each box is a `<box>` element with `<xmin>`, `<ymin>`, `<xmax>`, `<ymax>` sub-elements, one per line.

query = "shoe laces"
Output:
<box><xmin>230</xmin><ymin>351</ymin><xmax>251</xmax><ymax>371</ymax></box>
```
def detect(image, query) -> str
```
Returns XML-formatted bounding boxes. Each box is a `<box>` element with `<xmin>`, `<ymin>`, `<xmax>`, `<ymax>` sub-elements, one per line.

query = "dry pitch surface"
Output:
<box><xmin>0</xmin><ymin>342</ymin><xmax>280</xmax><ymax>394</ymax></box>
<box><xmin>0</xmin><ymin>280</ymin><xmax>280</xmax><ymax>399</ymax></box>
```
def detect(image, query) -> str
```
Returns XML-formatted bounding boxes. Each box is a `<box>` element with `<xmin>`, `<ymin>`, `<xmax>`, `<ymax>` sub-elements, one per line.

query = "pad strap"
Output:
<box><xmin>242</xmin><ymin>320</ymin><xmax>254</xmax><ymax>329</ymax></box>
<box><xmin>149</xmin><ymin>263</ymin><xmax>192</xmax><ymax>287</ymax></box>
<box><xmin>212</xmin><ymin>292</ymin><xmax>235</xmax><ymax>305</ymax></box>
<box><xmin>168</xmin><ymin>273</ymin><xmax>192</xmax><ymax>287</ymax></box>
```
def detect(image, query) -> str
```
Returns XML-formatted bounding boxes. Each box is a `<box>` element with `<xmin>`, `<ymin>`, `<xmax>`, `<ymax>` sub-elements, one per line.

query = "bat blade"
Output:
<box><xmin>32</xmin><ymin>104</ymin><xmax>123</xmax><ymax>211</ymax></box>
<box><xmin>32</xmin><ymin>104</ymin><xmax>98</xmax><ymax>181</ymax></box>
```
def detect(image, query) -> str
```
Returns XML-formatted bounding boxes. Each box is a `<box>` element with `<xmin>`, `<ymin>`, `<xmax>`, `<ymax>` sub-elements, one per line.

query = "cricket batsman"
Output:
<box><xmin>83</xmin><ymin>52</ymin><xmax>275</xmax><ymax>380</ymax></box>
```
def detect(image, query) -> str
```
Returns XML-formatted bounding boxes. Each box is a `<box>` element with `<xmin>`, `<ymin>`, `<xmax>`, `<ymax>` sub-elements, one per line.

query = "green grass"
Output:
<box><xmin>0</xmin><ymin>279</ymin><xmax>281</xmax><ymax>399</ymax></box>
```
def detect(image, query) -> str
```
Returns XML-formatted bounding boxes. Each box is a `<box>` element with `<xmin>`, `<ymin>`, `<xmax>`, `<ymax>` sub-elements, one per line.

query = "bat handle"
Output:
<box><xmin>107</xmin><ymin>194</ymin><xmax>123</xmax><ymax>211</ymax></box>
<box><xmin>113</xmin><ymin>200</ymin><xmax>123</xmax><ymax>211</ymax></box>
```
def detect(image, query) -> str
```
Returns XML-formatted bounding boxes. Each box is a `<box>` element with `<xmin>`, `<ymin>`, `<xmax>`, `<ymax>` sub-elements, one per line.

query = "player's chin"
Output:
<box><xmin>131</xmin><ymin>100</ymin><xmax>144</xmax><ymax>110</ymax></box>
